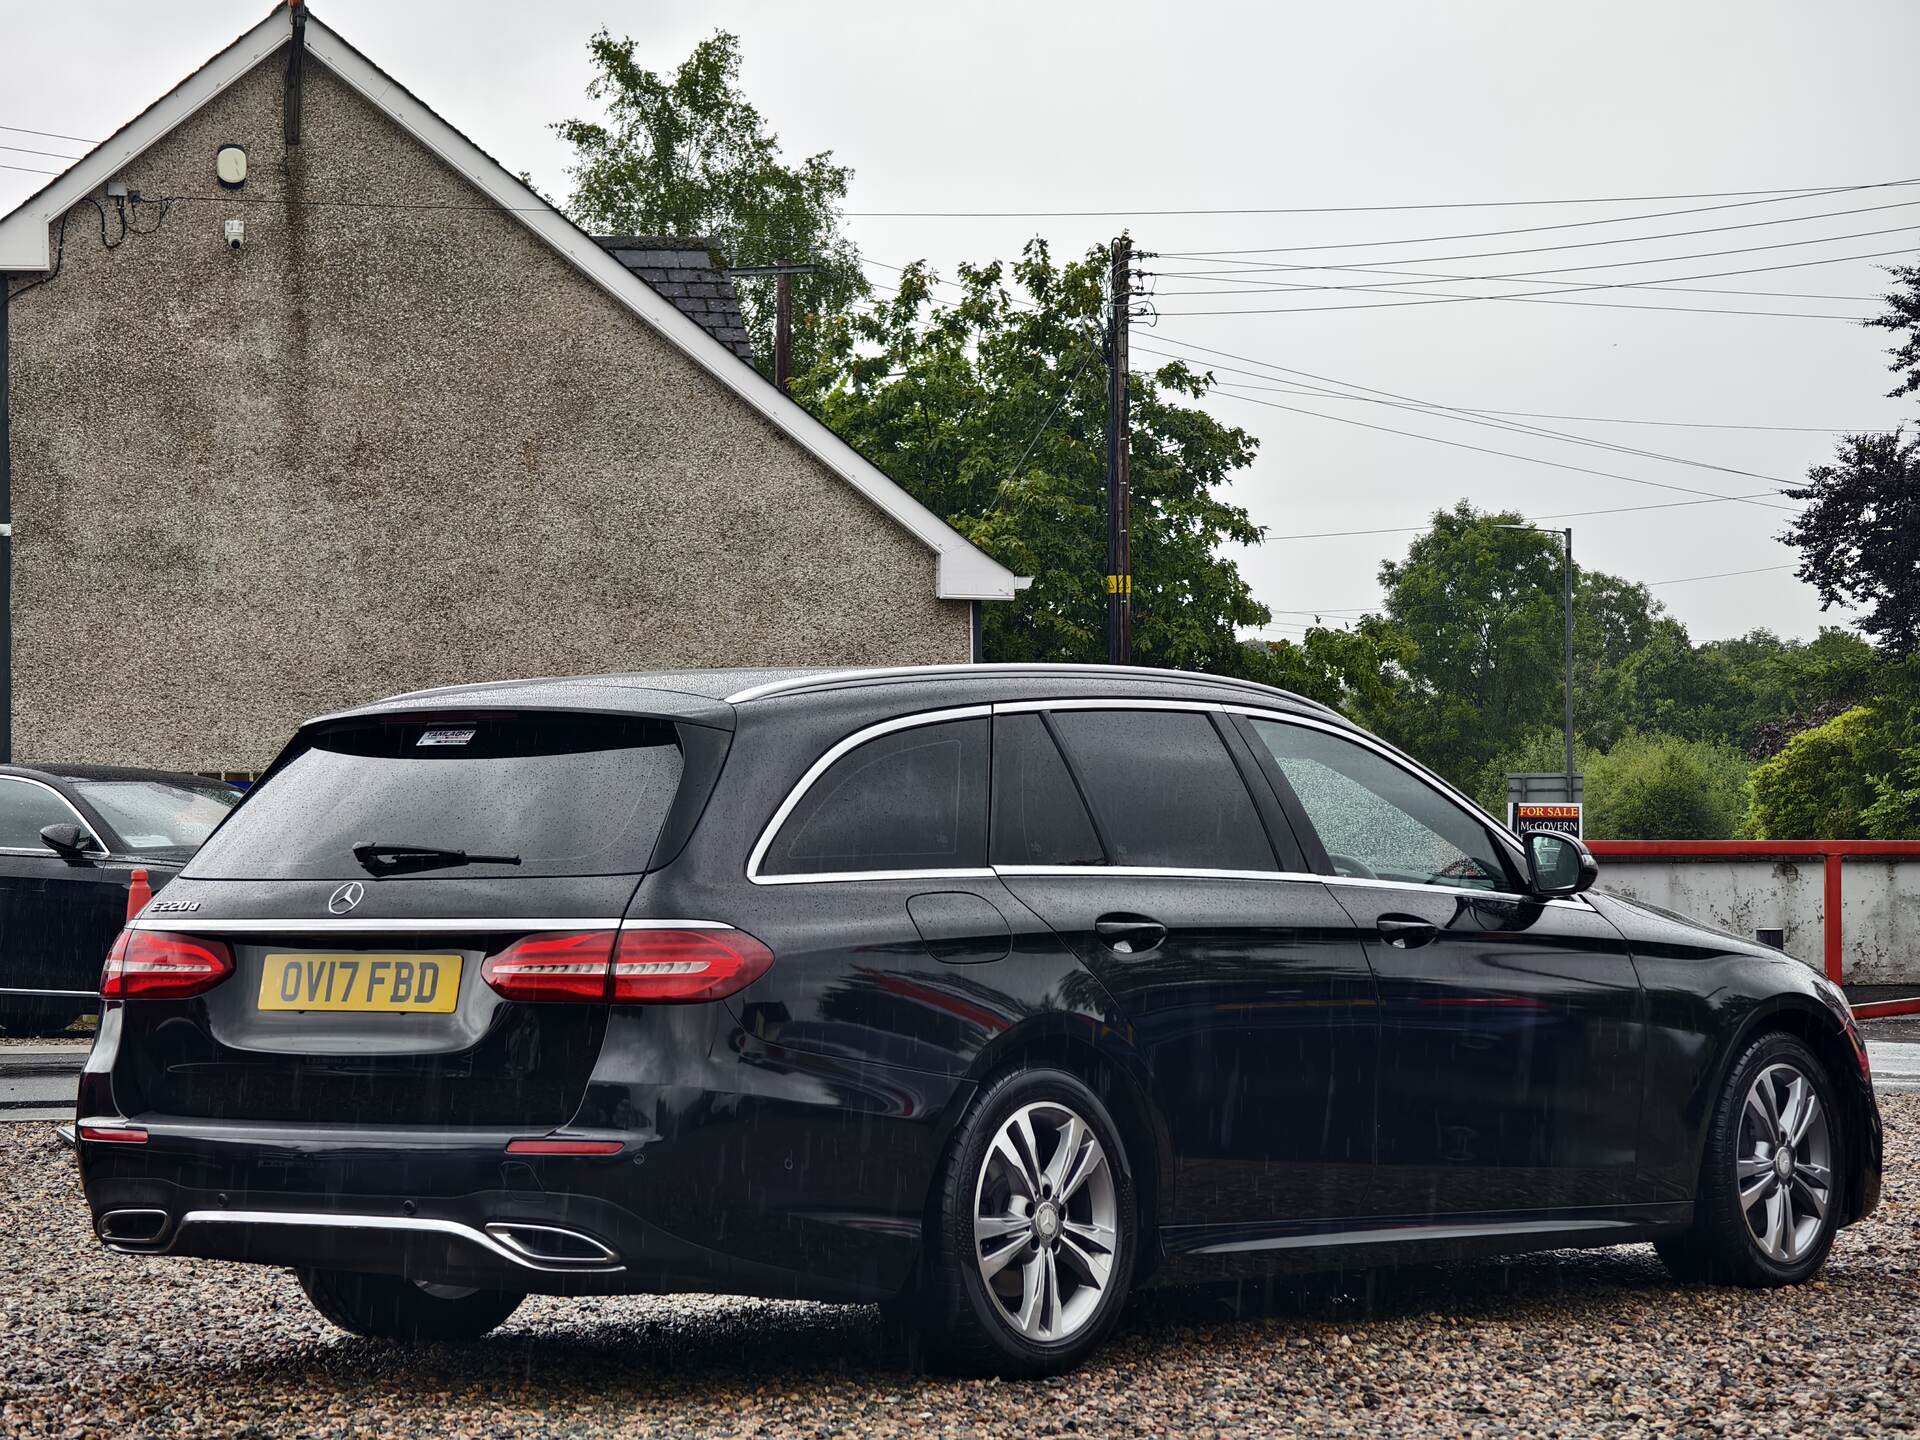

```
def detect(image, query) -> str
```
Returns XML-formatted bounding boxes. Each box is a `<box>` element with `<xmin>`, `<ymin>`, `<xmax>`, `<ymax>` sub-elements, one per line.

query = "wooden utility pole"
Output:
<box><xmin>1105</xmin><ymin>233</ymin><xmax>1134</xmax><ymax>664</ymax></box>
<box><xmin>726</xmin><ymin>262</ymin><xmax>816</xmax><ymax>393</ymax></box>
<box><xmin>775</xmin><ymin>272</ymin><xmax>793</xmax><ymax>392</ymax></box>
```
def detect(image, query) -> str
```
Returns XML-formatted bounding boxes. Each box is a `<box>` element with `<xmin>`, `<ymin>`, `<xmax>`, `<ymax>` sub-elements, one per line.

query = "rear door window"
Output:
<box><xmin>989</xmin><ymin>713</ymin><xmax>1103</xmax><ymax>866</ymax></box>
<box><xmin>1046</xmin><ymin>709</ymin><xmax>1275</xmax><ymax>871</ymax></box>
<box><xmin>759</xmin><ymin>716</ymin><xmax>988</xmax><ymax>877</ymax></box>
<box><xmin>185</xmin><ymin>713</ymin><xmax>685</xmax><ymax>880</ymax></box>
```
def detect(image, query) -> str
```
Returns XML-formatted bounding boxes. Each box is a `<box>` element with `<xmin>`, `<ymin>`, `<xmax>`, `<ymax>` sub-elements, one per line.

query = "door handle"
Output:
<box><xmin>1095</xmin><ymin>915</ymin><xmax>1167</xmax><ymax>956</ymax></box>
<box><xmin>1376</xmin><ymin>914</ymin><xmax>1439</xmax><ymax>949</ymax></box>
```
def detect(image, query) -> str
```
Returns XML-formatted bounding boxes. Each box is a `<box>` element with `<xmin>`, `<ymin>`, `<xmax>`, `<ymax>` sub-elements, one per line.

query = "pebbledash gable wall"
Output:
<box><xmin>5</xmin><ymin>52</ymin><xmax>970</xmax><ymax>772</ymax></box>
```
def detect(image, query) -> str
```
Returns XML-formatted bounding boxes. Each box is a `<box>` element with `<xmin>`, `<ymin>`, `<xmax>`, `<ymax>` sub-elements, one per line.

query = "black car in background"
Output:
<box><xmin>0</xmin><ymin>764</ymin><xmax>241</xmax><ymax>1034</ymax></box>
<box><xmin>75</xmin><ymin>666</ymin><xmax>1881</xmax><ymax>1375</ymax></box>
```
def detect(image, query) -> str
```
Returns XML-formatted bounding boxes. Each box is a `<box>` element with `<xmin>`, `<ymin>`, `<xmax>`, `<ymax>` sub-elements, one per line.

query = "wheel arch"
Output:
<box><xmin>1711</xmin><ymin>995</ymin><xmax>1874</xmax><ymax>1223</ymax></box>
<box><xmin>957</xmin><ymin>1015</ymin><xmax>1172</xmax><ymax>1284</ymax></box>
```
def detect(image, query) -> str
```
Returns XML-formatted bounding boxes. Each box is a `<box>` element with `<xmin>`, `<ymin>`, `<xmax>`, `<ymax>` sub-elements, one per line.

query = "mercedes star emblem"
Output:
<box><xmin>327</xmin><ymin>881</ymin><xmax>365</xmax><ymax>915</ymax></box>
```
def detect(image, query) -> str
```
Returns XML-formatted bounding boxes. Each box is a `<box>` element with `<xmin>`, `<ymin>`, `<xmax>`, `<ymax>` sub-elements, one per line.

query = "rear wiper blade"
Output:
<box><xmin>352</xmin><ymin>841</ymin><xmax>522</xmax><ymax>876</ymax></box>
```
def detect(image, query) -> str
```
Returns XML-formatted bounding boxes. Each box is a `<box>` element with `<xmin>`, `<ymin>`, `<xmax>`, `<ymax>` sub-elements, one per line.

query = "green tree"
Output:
<box><xmin>1257</xmin><ymin>622</ymin><xmax>1409</xmax><ymax>725</ymax></box>
<box><xmin>800</xmin><ymin>244</ymin><xmax>1275</xmax><ymax>673</ymax></box>
<box><xmin>1747</xmin><ymin>707</ymin><xmax>1896</xmax><ymax>839</ymax></box>
<box><xmin>1617</xmin><ymin>618</ymin><xmax>1742</xmax><ymax>743</ymax></box>
<box><xmin>1570</xmin><ymin>570</ymin><xmax>1663</xmax><ymax>749</ymax></box>
<box><xmin>1369</xmin><ymin>504</ymin><xmax>1567</xmax><ymax>783</ymax></box>
<box><xmin>1701</xmin><ymin>627</ymin><xmax>1880</xmax><ymax>756</ymax></box>
<box><xmin>1868</xmin><ymin>262</ymin><xmax>1920</xmax><ymax>402</ymax></box>
<box><xmin>556</xmin><ymin>30</ymin><xmax>868</xmax><ymax>377</ymax></box>
<box><xmin>1584</xmin><ymin>733</ymin><xmax>1751</xmax><ymax>841</ymax></box>
<box><xmin>1781</xmin><ymin>430</ymin><xmax>1920</xmax><ymax>657</ymax></box>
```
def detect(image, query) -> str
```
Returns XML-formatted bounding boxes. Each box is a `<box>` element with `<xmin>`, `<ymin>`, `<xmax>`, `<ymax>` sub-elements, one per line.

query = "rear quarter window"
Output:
<box><xmin>758</xmin><ymin>716</ymin><xmax>989</xmax><ymax>877</ymax></box>
<box><xmin>185</xmin><ymin>713</ymin><xmax>684</xmax><ymax>880</ymax></box>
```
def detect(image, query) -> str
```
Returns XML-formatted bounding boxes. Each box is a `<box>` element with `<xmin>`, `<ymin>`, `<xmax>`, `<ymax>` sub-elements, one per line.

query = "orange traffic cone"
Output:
<box><xmin>125</xmin><ymin>868</ymin><xmax>153</xmax><ymax>922</ymax></box>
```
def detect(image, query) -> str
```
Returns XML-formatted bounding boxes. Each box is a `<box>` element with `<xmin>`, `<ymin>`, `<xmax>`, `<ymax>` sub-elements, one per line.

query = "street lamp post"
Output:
<box><xmin>1499</xmin><ymin>524</ymin><xmax>1576</xmax><ymax>800</ymax></box>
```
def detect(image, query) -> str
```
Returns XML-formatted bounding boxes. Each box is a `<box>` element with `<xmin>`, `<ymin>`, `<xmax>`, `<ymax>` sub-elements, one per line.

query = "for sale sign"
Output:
<box><xmin>1511</xmin><ymin>801</ymin><xmax>1583</xmax><ymax>839</ymax></box>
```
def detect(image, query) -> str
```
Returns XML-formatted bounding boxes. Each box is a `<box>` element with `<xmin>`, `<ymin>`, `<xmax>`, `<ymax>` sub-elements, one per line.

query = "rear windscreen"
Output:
<box><xmin>185</xmin><ymin>713</ymin><xmax>684</xmax><ymax>881</ymax></box>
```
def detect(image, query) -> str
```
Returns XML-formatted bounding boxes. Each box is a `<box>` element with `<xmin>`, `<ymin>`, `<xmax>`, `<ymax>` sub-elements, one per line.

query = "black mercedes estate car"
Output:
<box><xmin>0</xmin><ymin>763</ymin><xmax>240</xmax><ymax>1034</ymax></box>
<box><xmin>76</xmin><ymin>665</ymin><xmax>1881</xmax><ymax>1375</ymax></box>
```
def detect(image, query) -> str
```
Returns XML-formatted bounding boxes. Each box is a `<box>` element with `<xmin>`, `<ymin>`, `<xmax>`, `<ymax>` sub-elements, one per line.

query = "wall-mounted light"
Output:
<box><xmin>215</xmin><ymin>145</ymin><xmax>247</xmax><ymax>190</ymax></box>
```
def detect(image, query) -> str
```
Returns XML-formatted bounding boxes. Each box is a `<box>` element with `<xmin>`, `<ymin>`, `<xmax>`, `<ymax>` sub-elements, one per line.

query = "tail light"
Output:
<box><xmin>480</xmin><ymin>931</ymin><xmax>617</xmax><ymax>1002</ymax></box>
<box><xmin>612</xmin><ymin>928</ymin><xmax>773</xmax><ymax>1003</ymax></box>
<box><xmin>100</xmin><ymin>930</ymin><xmax>234</xmax><ymax>1000</ymax></box>
<box><xmin>480</xmin><ymin>926</ymin><xmax>773</xmax><ymax>1004</ymax></box>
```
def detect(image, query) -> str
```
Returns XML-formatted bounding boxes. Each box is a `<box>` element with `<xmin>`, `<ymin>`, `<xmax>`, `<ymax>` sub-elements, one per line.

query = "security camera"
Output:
<box><xmin>224</xmin><ymin>219</ymin><xmax>244</xmax><ymax>250</ymax></box>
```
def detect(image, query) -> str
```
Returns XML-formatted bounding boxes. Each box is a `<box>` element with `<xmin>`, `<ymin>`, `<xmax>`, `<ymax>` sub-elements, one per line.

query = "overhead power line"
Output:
<box><xmin>0</xmin><ymin>142</ymin><xmax>85</xmax><ymax>162</ymax></box>
<box><xmin>1190</xmin><ymin>376</ymin><xmax>1895</xmax><ymax>436</ymax></box>
<box><xmin>1204</xmin><ymin>386</ymin><xmax>1797</xmax><ymax>511</ymax></box>
<box><xmin>1171</xmin><ymin>293</ymin><xmax>1866</xmax><ymax>322</ymax></box>
<box><xmin>1414</xmin><ymin>409</ymin><xmax>1892</xmax><ymax>435</ymax></box>
<box><xmin>0</xmin><ymin>161</ymin><xmax>62</xmax><ymax>176</ymax></box>
<box><xmin>0</xmin><ymin>122</ymin><xmax>100</xmax><ymax>145</ymax></box>
<box><xmin>838</xmin><ymin>181</ymin><xmax>1920</xmax><ymax>219</ymax></box>
<box><xmin>1258</xmin><ymin>491</ymin><xmax>1793</xmax><ymax>542</ymax></box>
<box><xmin>1155</xmin><ymin>181</ymin><xmax>1920</xmax><ymax>259</ymax></box>
<box><xmin>1148</xmin><ymin>240</ymin><xmax>1918</xmax><ymax>318</ymax></box>
<box><xmin>1649</xmin><ymin>564</ymin><xmax>1798</xmax><ymax>586</ymax></box>
<box><xmin>1155</xmin><ymin>197</ymin><xmax>1920</xmax><ymax>271</ymax></box>
<box><xmin>1154</xmin><ymin>271</ymin><xmax>1883</xmax><ymax>301</ymax></box>
<box><xmin>1134</xmin><ymin>334</ymin><xmax>1806</xmax><ymax>490</ymax></box>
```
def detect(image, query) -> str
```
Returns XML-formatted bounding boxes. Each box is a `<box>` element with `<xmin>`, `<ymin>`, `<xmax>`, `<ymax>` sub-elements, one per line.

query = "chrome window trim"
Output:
<box><xmin>995</xmin><ymin>863</ymin><xmax>1590</xmax><ymax>909</ymax></box>
<box><xmin>745</xmin><ymin>704</ymin><xmax>991</xmax><ymax>884</ymax></box>
<box><xmin>993</xmin><ymin>697</ymin><xmax>1226</xmax><ymax>715</ymax></box>
<box><xmin>742</xmin><ymin>696</ymin><xmax>1568</xmax><ymax>899</ymax></box>
<box><xmin>752</xmin><ymin>867</ymin><xmax>997</xmax><ymax>888</ymax></box>
<box><xmin>994</xmin><ymin>863</ymin><xmax>1305</xmax><ymax>883</ymax></box>
<box><xmin>1319</xmin><ymin>873</ymin><xmax>1594</xmax><ymax>911</ymax></box>
<box><xmin>0</xmin><ymin>775</ymin><xmax>110</xmax><ymax>857</ymax></box>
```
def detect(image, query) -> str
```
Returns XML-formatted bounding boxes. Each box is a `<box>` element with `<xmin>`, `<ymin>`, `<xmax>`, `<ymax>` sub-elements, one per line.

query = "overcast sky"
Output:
<box><xmin>4</xmin><ymin>1</ymin><xmax>1916</xmax><ymax>644</ymax></box>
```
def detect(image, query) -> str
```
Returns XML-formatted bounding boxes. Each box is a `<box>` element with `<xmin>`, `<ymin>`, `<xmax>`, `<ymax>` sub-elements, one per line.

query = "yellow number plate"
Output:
<box><xmin>257</xmin><ymin>953</ymin><xmax>462</xmax><ymax>1014</ymax></box>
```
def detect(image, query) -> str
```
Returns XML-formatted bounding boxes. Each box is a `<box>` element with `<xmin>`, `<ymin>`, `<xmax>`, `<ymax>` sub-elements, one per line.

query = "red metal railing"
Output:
<box><xmin>1587</xmin><ymin>840</ymin><xmax>1920</xmax><ymax>1018</ymax></box>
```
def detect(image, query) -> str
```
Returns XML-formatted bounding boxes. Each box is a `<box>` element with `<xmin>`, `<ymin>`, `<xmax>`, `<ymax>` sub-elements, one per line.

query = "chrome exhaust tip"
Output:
<box><xmin>98</xmin><ymin>1207</ymin><xmax>171</xmax><ymax>1248</ymax></box>
<box><xmin>483</xmin><ymin>1222</ymin><xmax>620</xmax><ymax>1267</ymax></box>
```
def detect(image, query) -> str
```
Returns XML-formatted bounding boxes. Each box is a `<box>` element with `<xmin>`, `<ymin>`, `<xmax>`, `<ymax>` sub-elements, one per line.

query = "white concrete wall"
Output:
<box><xmin>1596</xmin><ymin>857</ymin><xmax>1920</xmax><ymax>985</ymax></box>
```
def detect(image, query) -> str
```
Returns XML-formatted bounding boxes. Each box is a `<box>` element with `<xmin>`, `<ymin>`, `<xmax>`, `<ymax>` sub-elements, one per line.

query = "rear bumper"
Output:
<box><xmin>78</xmin><ymin>1120</ymin><xmax>894</xmax><ymax>1301</ymax></box>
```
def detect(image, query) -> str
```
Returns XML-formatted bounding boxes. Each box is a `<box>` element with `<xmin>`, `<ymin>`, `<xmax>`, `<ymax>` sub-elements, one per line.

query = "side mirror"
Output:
<box><xmin>1524</xmin><ymin>830</ymin><xmax>1597</xmax><ymax>896</ymax></box>
<box><xmin>39</xmin><ymin>822</ymin><xmax>98</xmax><ymax>864</ymax></box>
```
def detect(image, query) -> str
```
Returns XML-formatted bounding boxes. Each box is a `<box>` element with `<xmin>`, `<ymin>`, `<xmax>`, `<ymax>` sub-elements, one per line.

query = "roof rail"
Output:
<box><xmin>722</xmin><ymin>663</ymin><xmax>1342</xmax><ymax>717</ymax></box>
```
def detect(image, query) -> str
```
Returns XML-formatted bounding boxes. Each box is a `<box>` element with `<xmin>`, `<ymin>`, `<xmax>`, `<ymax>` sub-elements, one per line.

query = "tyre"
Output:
<box><xmin>1656</xmin><ymin>1031</ymin><xmax>1843</xmax><ymax>1287</ymax></box>
<box><xmin>298</xmin><ymin>1268</ymin><xmax>524</xmax><ymax>1341</ymax></box>
<box><xmin>919</xmin><ymin>1066</ymin><xmax>1136</xmax><ymax>1377</ymax></box>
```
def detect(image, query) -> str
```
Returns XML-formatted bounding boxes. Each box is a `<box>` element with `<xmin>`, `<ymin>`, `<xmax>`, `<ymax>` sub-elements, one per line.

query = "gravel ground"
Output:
<box><xmin>2</xmin><ymin>1098</ymin><xmax>1915</xmax><ymax>1439</ymax></box>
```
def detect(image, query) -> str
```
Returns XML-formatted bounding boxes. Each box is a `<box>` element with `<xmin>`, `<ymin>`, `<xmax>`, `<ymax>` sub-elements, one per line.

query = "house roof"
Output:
<box><xmin>594</xmin><ymin>236</ymin><xmax>756</xmax><ymax>363</ymax></box>
<box><xmin>0</xmin><ymin>7</ymin><xmax>1027</xmax><ymax>605</ymax></box>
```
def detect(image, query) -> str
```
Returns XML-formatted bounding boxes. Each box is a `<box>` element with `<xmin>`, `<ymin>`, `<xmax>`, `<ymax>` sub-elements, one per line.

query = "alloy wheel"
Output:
<box><xmin>972</xmin><ymin>1101</ymin><xmax>1118</xmax><ymax>1343</ymax></box>
<box><xmin>1737</xmin><ymin>1061</ymin><xmax>1834</xmax><ymax>1264</ymax></box>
